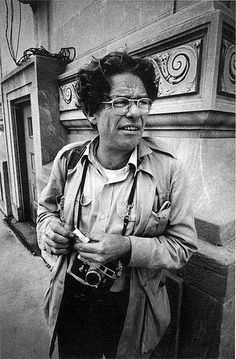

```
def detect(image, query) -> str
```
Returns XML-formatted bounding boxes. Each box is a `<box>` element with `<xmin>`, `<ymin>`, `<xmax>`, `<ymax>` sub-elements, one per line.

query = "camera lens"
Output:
<box><xmin>86</xmin><ymin>270</ymin><xmax>101</xmax><ymax>287</ymax></box>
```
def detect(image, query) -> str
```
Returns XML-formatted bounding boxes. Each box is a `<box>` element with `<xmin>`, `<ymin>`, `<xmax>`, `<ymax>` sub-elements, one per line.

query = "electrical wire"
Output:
<box><xmin>15</xmin><ymin>0</ymin><xmax>22</xmax><ymax>60</ymax></box>
<box><xmin>4</xmin><ymin>0</ymin><xmax>14</xmax><ymax>61</ymax></box>
<box><xmin>4</xmin><ymin>0</ymin><xmax>21</xmax><ymax>64</ymax></box>
<box><xmin>10</xmin><ymin>0</ymin><xmax>14</xmax><ymax>59</ymax></box>
<box><xmin>16</xmin><ymin>46</ymin><xmax>76</xmax><ymax>66</ymax></box>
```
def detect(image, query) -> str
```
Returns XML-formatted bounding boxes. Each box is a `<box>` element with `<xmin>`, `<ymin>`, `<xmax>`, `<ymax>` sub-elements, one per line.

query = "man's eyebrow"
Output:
<box><xmin>110</xmin><ymin>94</ymin><xmax>148</xmax><ymax>99</ymax></box>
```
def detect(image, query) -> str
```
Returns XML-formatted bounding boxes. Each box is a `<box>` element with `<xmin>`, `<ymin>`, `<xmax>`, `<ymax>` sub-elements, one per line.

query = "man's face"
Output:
<box><xmin>92</xmin><ymin>73</ymin><xmax>149</xmax><ymax>154</ymax></box>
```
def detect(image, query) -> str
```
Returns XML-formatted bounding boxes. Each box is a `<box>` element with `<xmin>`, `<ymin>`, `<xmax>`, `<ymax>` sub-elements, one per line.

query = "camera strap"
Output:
<box><xmin>77</xmin><ymin>159</ymin><xmax>89</xmax><ymax>221</ymax></box>
<box><xmin>122</xmin><ymin>174</ymin><xmax>137</xmax><ymax>236</ymax></box>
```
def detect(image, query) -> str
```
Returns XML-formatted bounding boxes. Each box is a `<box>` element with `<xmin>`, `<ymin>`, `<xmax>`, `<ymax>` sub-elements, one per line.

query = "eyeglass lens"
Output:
<box><xmin>112</xmin><ymin>97</ymin><xmax>152</xmax><ymax>114</ymax></box>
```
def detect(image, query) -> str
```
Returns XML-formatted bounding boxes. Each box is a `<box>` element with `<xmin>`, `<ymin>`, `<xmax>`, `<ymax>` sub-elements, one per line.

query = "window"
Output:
<box><xmin>30</xmin><ymin>153</ymin><xmax>35</xmax><ymax>171</ymax></box>
<box><xmin>27</xmin><ymin>116</ymin><xmax>33</xmax><ymax>137</ymax></box>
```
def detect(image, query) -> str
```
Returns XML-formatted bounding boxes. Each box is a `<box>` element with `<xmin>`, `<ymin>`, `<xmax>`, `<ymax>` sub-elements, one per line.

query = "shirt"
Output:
<box><xmin>79</xmin><ymin>141</ymin><xmax>137</xmax><ymax>237</ymax></box>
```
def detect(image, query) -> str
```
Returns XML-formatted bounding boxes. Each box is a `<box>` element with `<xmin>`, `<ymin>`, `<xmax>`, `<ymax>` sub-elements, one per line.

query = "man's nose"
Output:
<box><xmin>126</xmin><ymin>101</ymin><xmax>140</xmax><ymax>117</ymax></box>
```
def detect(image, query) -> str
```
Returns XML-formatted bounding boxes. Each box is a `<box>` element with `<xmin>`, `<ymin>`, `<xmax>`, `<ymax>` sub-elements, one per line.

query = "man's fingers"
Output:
<box><xmin>45</xmin><ymin>227</ymin><xmax>71</xmax><ymax>245</ymax></box>
<box><xmin>74</xmin><ymin>242</ymin><xmax>101</xmax><ymax>254</ymax></box>
<box><xmin>45</xmin><ymin>236</ymin><xmax>70</xmax><ymax>249</ymax></box>
<box><xmin>63</xmin><ymin>223</ymin><xmax>75</xmax><ymax>235</ymax></box>
<box><xmin>89</xmin><ymin>232</ymin><xmax>103</xmax><ymax>242</ymax></box>
<box><xmin>79</xmin><ymin>252</ymin><xmax>103</xmax><ymax>263</ymax></box>
<box><xmin>47</xmin><ymin>228</ymin><xmax>71</xmax><ymax>244</ymax></box>
<box><xmin>45</xmin><ymin>222</ymin><xmax>74</xmax><ymax>242</ymax></box>
<box><xmin>49</xmin><ymin>220</ymin><xmax>74</xmax><ymax>239</ymax></box>
<box><xmin>50</xmin><ymin>247</ymin><xmax>69</xmax><ymax>255</ymax></box>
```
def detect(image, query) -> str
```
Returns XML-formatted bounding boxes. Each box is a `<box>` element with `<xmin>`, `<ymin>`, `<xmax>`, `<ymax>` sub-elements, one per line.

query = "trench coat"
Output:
<box><xmin>37</xmin><ymin>136</ymin><xmax>198</xmax><ymax>358</ymax></box>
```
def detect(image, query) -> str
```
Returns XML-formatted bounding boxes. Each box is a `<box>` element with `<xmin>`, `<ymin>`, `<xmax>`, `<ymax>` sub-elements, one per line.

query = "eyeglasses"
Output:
<box><xmin>102</xmin><ymin>97</ymin><xmax>153</xmax><ymax>115</ymax></box>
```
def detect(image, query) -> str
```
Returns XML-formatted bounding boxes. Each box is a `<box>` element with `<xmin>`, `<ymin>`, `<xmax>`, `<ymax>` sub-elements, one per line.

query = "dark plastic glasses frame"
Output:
<box><xmin>102</xmin><ymin>97</ymin><xmax>153</xmax><ymax>115</ymax></box>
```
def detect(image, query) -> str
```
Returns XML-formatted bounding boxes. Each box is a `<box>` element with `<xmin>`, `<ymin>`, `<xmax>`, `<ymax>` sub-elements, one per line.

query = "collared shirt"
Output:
<box><xmin>78</xmin><ymin>141</ymin><xmax>137</xmax><ymax>238</ymax></box>
<box><xmin>77</xmin><ymin>141</ymin><xmax>138</xmax><ymax>291</ymax></box>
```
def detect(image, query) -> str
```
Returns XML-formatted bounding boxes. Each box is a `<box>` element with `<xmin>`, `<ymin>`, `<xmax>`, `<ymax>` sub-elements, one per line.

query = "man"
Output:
<box><xmin>37</xmin><ymin>51</ymin><xmax>198</xmax><ymax>359</ymax></box>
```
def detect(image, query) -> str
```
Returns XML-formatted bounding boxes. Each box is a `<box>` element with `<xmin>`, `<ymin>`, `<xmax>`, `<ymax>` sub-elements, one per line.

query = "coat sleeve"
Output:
<box><xmin>128</xmin><ymin>159</ymin><xmax>198</xmax><ymax>270</ymax></box>
<box><xmin>36</xmin><ymin>149</ymin><xmax>68</xmax><ymax>264</ymax></box>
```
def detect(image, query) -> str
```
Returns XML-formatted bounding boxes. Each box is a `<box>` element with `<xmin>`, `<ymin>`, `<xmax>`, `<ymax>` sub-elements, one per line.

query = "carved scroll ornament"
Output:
<box><xmin>218</xmin><ymin>40</ymin><xmax>235</xmax><ymax>96</ymax></box>
<box><xmin>59</xmin><ymin>81</ymin><xmax>79</xmax><ymax>111</ymax></box>
<box><xmin>150</xmin><ymin>39</ymin><xmax>202</xmax><ymax>97</ymax></box>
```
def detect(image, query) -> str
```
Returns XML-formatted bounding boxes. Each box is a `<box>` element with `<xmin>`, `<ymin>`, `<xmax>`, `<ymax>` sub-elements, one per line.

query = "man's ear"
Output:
<box><xmin>87</xmin><ymin>116</ymin><xmax>97</xmax><ymax>126</ymax></box>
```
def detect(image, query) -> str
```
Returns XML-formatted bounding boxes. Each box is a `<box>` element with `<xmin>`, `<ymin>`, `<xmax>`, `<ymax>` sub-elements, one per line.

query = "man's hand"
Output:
<box><xmin>44</xmin><ymin>218</ymin><xmax>75</xmax><ymax>255</ymax></box>
<box><xmin>74</xmin><ymin>232</ymin><xmax>131</xmax><ymax>264</ymax></box>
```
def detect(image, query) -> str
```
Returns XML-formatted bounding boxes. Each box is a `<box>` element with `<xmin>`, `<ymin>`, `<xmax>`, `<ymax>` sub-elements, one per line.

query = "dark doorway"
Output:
<box><xmin>14</xmin><ymin>99</ymin><xmax>37</xmax><ymax>224</ymax></box>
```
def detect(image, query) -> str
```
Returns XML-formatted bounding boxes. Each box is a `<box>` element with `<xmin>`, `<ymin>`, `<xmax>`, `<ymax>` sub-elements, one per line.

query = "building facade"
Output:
<box><xmin>0</xmin><ymin>0</ymin><xmax>235</xmax><ymax>357</ymax></box>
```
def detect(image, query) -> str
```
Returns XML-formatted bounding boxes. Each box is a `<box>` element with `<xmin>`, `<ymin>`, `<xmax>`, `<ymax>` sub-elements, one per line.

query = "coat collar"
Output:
<box><xmin>80</xmin><ymin>135</ymin><xmax>175</xmax><ymax>177</ymax></box>
<box><xmin>137</xmin><ymin>137</ymin><xmax>175</xmax><ymax>177</ymax></box>
<box><xmin>138</xmin><ymin>137</ymin><xmax>175</xmax><ymax>159</ymax></box>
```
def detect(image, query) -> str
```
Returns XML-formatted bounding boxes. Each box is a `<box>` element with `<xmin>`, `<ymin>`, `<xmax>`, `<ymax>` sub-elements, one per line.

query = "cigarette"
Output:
<box><xmin>73</xmin><ymin>228</ymin><xmax>90</xmax><ymax>243</ymax></box>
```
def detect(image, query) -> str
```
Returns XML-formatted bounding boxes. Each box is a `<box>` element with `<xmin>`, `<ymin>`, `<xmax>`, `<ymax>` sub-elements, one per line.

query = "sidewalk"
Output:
<box><xmin>0</xmin><ymin>211</ymin><xmax>58</xmax><ymax>359</ymax></box>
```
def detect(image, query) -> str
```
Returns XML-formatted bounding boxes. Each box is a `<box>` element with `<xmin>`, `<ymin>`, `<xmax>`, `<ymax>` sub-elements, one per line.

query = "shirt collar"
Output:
<box><xmin>80</xmin><ymin>136</ymin><xmax>98</xmax><ymax>163</ymax></box>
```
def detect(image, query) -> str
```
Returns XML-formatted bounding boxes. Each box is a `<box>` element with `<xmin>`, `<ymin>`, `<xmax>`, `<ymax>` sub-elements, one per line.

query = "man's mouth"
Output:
<box><xmin>120</xmin><ymin>125</ymin><xmax>140</xmax><ymax>131</ymax></box>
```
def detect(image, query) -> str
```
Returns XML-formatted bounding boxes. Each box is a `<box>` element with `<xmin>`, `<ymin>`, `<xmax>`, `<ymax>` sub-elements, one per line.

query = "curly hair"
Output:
<box><xmin>76</xmin><ymin>51</ymin><xmax>157</xmax><ymax>119</ymax></box>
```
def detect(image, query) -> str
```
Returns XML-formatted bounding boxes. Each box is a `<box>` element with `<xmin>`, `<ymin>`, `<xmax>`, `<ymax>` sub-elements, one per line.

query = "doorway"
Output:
<box><xmin>15</xmin><ymin>99</ymin><xmax>37</xmax><ymax>224</ymax></box>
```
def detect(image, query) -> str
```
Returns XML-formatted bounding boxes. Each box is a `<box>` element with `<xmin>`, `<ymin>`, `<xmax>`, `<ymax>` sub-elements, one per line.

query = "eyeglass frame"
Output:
<box><xmin>102</xmin><ymin>97</ymin><xmax>153</xmax><ymax>115</ymax></box>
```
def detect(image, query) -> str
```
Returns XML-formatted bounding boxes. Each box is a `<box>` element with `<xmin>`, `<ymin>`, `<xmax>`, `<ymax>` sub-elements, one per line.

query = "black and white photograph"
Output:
<box><xmin>0</xmin><ymin>1</ymin><xmax>235</xmax><ymax>358</ymax></box>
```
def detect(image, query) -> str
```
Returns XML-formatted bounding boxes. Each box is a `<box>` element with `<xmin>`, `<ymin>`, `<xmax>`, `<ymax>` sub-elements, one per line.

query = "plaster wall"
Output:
<box><xmin>48</xmin><ymin>0</ymin><xmax>175</xmax><ymax>54</ymax></box>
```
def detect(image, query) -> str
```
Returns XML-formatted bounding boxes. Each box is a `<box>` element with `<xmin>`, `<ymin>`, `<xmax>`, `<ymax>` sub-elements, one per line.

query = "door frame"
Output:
<box><xmin>3</xmin><ymin>82</ymin><xmax>34</xmax><ymax>222</ymax></box>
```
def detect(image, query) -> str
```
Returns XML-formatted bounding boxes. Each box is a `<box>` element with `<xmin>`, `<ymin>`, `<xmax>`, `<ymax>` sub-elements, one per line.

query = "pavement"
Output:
<box><xmin>0</xmin><ymin>211</ymin><xmax>59</xmax><ymax>359</ymax></box>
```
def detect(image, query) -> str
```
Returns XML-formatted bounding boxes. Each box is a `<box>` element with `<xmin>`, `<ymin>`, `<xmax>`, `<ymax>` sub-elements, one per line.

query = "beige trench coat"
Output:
<box><xmin>37</xmin><ymin>137</ymin><xmax>198</xmax><ymax>358</ymax></box>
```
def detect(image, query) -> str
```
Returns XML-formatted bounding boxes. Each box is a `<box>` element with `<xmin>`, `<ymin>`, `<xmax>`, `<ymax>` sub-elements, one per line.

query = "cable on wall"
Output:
<box><xmin>16</xmin><ymin>46</ymin><xmax>76</xmax><ymax>66</ymax></box>
<box><xmin>4</xmin><ymin>0</ymin><xmax>22</xmax><ymax>65</ymax></box>
<box><xmin>15</xmin><ymin>0</ymin><xmax>22</xmax><ymax>61</ymax></box>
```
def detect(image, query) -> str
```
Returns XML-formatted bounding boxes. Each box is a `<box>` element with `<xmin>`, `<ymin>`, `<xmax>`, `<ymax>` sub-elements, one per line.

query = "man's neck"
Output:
<box><xmin>96</xmin><ymin>145</ymin><xmax>132</xmax><ymax>170</ymax></box>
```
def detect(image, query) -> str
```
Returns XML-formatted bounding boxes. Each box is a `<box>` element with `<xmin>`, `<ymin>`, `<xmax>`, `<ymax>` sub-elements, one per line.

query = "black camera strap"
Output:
<box><xmin>77</xmin><ymin>159</ymin><xmax>89</xmax><ymax>221</ymax></box>
<box><xmin>122</xmin><ymin>174</ymin><xmax>137</xmax><ymax>236</ymax></box>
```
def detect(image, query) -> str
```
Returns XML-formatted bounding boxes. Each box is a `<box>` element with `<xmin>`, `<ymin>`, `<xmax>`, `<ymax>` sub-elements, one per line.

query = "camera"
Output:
<box><xmin>67</xmin><ymin>252</ymin><xmax>122</xmax><ymax>290</ymax></box>
<box><xmin>67</xmin><ymin>228</ymin><xmax>123</xmax><ymax>290</ymax></box>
